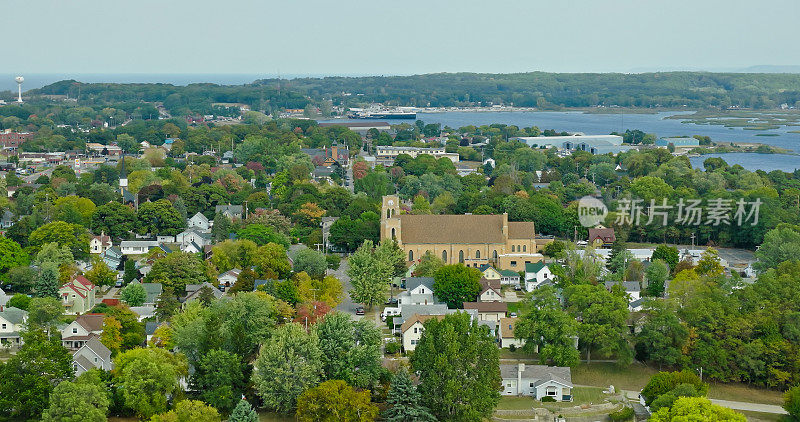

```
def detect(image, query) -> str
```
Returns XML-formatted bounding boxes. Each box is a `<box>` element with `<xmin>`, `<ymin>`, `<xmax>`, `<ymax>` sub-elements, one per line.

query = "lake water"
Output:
<box><xmin>324</xmin><ymin>110</ymin><xmax>800</xmax><ymax>172</ymax></box>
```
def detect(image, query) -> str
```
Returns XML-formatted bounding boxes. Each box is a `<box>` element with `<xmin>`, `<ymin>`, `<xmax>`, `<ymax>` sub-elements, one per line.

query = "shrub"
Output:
<box><xmin>385</xmin><ymin>340</ymin><xmax>401</xmax><ymax>355</ymax></box>
<box><xmin>609</xmin><ymin>406</ymin><xmax>634</xmax><ymax>422</ymax></box>
<box><xmin>541</xmin><ymin>396</ymin><xmax>556</xmax><ymax>402</ymax></box>
<box><xmin>509</xmin><ymin>344</ymin><xmax>517</xmax><ymax>352</ymax></box>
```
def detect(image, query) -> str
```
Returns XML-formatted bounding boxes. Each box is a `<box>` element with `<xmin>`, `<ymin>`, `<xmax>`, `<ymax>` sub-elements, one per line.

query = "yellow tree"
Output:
<box><xmin>101</xmin><ymin>317</ymin><xmax>123</xmax><ymax>356</ymax></box>
<box><xmin>294</xmin><ymin>202</ymin><xmax>326</xmax><ymax>227</ymax></box>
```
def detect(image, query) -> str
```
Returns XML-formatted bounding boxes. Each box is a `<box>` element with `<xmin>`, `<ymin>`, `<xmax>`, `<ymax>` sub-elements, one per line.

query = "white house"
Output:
<box><xmin>400</xmin><ymin>309</ymin><xmax>478</xmax><ymax>352</ymax></box>
<box><xmin>61</xmin><ymin>314</ymin><xmax>104</xmax><ymax>350</ymax></box>
<box><xmin>499</xmin><ymin>270</ymin><xmax>521</xmax><ymax>286</ymax></box>
<box><xmin>217</xmin><ymin>269</ymin><xmax>241</xmax><ymax>288</ymax></box>
<box><xmin>463</xmin><ymin>301</ymin><xmax>507</xmax><ymax>322</ymax></box>
<box><xmin>73</xmin><ymin>337</ymin><xmax>113</xmax><ymax>376</ymax></box>
<box><xmin>501</xmin><ymin>363</ymin><xmax>573</xmax><ymax>401</ymax></box>
<box><xmin>525</xmin><ymin>262</ymin><xmax>554</xmax><ymax>291</ymax></box>
<box><xmin>90</xmin><ymin>232</ymin><xmax>113</xmax><ymax>254</ymax></box>
<box><xmin>397</xmin><ymin>277</ymin><xmax>438</xmax><ymax>307</ymax></box>
<box><xmin>176</xmin><ymin>227</ymin><xmax>213</xmax><ymax>251</ymax></box>
<box><xmin>120</xmin><ymin>240</ymin><xmax>159</xmax><ymax>255</ymax></box>
<box><xmin>187</xmin><ymin>212</ymin><xmax>211</xmax><ymax>231</ymax></box>
<box><xmin>479</xmin><ymin>279</ymin><xmax>503</xmax><ymax>302</ymax></box>
<box><xmin>0</xmin><ymin>306</ymin><xmax>27</xmax><ymax>348</ymax></box>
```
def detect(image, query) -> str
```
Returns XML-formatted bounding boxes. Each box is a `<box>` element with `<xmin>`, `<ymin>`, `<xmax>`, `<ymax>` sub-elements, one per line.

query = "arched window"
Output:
<box><xmin>409</xmin><ymin>250</ymin><xmax>414</xmax><ymax>261</ymax></box>
<box><xmin>391</xmin><ymin>228</ymin><xmax>396</xmax><ymax>239</ymax></box>
<box><xmin>476</xmin><ymin>250</ymin><xmax>480</xmax><ymax>259</ymax></box>
<box><xmin>459</xmin><ymin>250</ymin><xmax>464</xmax><ymax>263</ymax></box>
<box><xmin>387</xmin><ymin>209</ymin><xmax>391</xmax><ymax>219</ymax></box>
<box><xmin>523</xmin><ymin>245</ymin><xmax>527</xmax><ymax>252</ymax></box>
<box><xmin>442</xmin><ymin>250</ymin><xmax>447</xmax><ymax>262</ymax></box>
<box><xmin>493</xmin><ymin>250</ymin><xmax>498</xmax><ymax>260</ymax></box>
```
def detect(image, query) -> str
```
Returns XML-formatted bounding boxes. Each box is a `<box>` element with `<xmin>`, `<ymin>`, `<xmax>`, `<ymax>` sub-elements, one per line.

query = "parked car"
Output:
<box><xmin>514</xmin><ymin>285</ymin><xmax>522</xmax><ymax>291</ymax></box>
<box><xmin>385</xmin><ymin>297</ymin><xmax>398</xmax><ymax>305</ymax></box>
<box><xmin>355</xmin><ymin>306</ymin><xmax>365</xmax><ymax>315</ymax></box>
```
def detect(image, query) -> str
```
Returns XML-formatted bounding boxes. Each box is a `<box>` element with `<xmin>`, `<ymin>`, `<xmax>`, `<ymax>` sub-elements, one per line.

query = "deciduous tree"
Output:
<box><xmin>114</xmin><ymin>347</ymin><xmax>188</xmax><ymax>419</ymax></box>
<box><xmin>295</xmin><ymin>380</ymin><xmax>379</xmax><ymax>422</ymax></box>
<box><xmin>432</xmin><ymin>264</ymin><xmax>482</xmax><ymax>308</ymax></box>
<box><xmin>315</xmin><ymin>312</ymin><xmax>382</xmax><ymax>389</ymax></box>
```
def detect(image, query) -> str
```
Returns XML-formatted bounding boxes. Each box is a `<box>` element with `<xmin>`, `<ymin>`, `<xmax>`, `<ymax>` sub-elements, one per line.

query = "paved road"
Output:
<box><xmin>709</xmin><ymin>399</ymin><xmax>788</xmax><ymax>415</ymax></box>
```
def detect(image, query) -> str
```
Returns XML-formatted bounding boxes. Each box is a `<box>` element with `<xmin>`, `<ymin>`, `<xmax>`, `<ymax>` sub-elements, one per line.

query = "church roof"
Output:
<box><xmin>398</xmin><ymin>214</ymin><xmax>534</xmax><ymax>245</ymax></box>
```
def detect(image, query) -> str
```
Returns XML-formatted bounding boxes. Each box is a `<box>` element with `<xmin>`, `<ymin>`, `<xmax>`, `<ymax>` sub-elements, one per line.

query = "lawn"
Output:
<box><xmin>573</xmin><ymin>363</ymin><xmax>785</xmax><ymax>405</ymax></box>
<box><xmin>496</xmin><ymin>387</ymin><xmax>609</xmax><ymax>412</ymax></box>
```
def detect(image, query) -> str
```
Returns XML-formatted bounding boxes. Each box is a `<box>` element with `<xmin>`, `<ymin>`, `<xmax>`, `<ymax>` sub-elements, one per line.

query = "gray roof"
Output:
<box><xmin>500</xmin><ymin>364</ymin><xmax>573</xmax><ymax>388</ymax></box>
<box><xmin>190</xmin><ymin>212</ymin><xmax>209</xmax><ymax>223</ymax></box>
<box><xmin>183</xmin><ymin>282</ymin><xmax>223</xmax><ymax>303</ymax></box>
<box><xmin>215</xmin><ymin>204</ymin><xmax>243</xmax><ymax>215</ymax></box>
<box><xmin>405</xmin><ymin>277</ymin><xmax>435</xmax><ymax>292</ymax></box>
<box><xmin>121</xmin><ymin>240</ymin><xmax>160</xmax><ymax>247</ymax></box>
<box><xmin>73</xmin><ymin>354</ymin><xmax>94</xmax><ymax>371</ymax></box>
<box><xmin>0</xmin><ymin>306</ymin><xmax>27</xmax><ymax>325</ymax></box>
<box><xmin>140</xmin><ymin>282</ymin><xmax>162</xmax><ymax>304</ymax></box>
<box><xmin>145</xmin><ymin>321</ymin><xmax>160</xmax><ymax>335</ymax></box>
<box><xmin>83</xmin><ymin>336</ymin><xmax>112</xmax><ymax>363</ymax></box>
<box><xmin>604</xmin><ymin>281</ymin><xmax>641</xmax><ymax>292</ymax></box>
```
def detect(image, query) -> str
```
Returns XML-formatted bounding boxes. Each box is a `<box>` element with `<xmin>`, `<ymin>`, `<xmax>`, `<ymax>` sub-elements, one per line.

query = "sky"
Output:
<box><xmin>5</xmin><ymin>0</ymin><xmax>800</xmax><ymax>77</ymax></box>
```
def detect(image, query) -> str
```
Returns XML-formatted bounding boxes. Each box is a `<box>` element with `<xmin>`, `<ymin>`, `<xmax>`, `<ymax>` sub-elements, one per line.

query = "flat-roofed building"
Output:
<box><xmin>375</xmin><ymin>146</ymin><xmax>459</xmax><ymax>166</ymax></box>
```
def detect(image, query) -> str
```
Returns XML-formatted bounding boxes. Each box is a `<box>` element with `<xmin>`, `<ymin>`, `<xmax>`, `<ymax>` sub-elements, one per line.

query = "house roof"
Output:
<box><xmin>603</xmin><ymin>281</ymin><xmax>641</xmax><ymax>292</ymax></box>
<box><xmin>479</xmin><ymin>278</ymin><xmax>501</xmax><ymax>293</ymax></box>
<box><xmin>75</xmin><ymin>314</ymin><xmax>105</xmax><ymax>332</ymax></box>
<box><xmin>499</xmin><ymin>270</ymin><xmax>519</xmax><ymax>277</ymax></box>
<box><xmin>588</xmin><ymin>228</ymin><xmax>615</xmax><ymax>243</ymax></box>
<box><xmin>183</xmin><ymin>282</ymin><xmax>223</xmax><ymax>303</ymax></box>
<box><xmin>215</xmin><ymin>204</ymin><xmax>243</xmax><ymax>215</ymax></box>
<box><xmin>74</xmin><ymin>275</ymin><xmax>94</xmax><ymax>290</ymax></box>
<box><xmin>405</xmin><ymin>277</ymin><xmax>434</xmax><ymax>292</ymax></box>
<box><xmin>500</xmin><ymin>364</ymin><xmax>573</xmax><ymax>388</ymax></box>
<box><xmin>400</xmin><ymin>313</ymin><xmax>445</xmax><ymax>333</ymax></box>
<box><xmin>479</xmin><ymin>264</ymin><xmax>495</xmax><ymax>272</ymax></box>
<box><xmin>218</xmin><ymin>269</ymin><xmax>242</xmax><ymax>279</ymax></box>
<box><xmin>525</xmin><ymin>262</ymin><xmax>549</xmax><ymax>273</ymax></box>
<box><xmin>398</xmin><ymin>214</ymin><xmax>516</xmax><ymax>244</ymax></box>
<box><xmin>62</xmin><ymin>283</ymin><xmax>87</xmax><ymax>299</ymax></box>
<box><xmin>92</xmin><ymin>233</ymin><xmax>112</xmax><ymax>246</ymax></box>
<box><xmin>73</xmin><ymin>354</ymin><xmax>94</xmax><ymax>371</ymax></box>
<box><xmin>0</xmin><ymin>306</ymin><xmax>27</xmax><ymax>324</ymax></box>
<box><xmin>82</xmin><ymin>336</ymin><xmax>112</xmax><ymax>363</ymax></box>
<box><xmin>498</xmin><ymin>317</ymin><xmax>519</xmax><ymax>339</ymax></box>
<box><xmin>463</xmin><ymin>301</ymin><xmax>508</xmax><ymax>313</ymax></box>
<box><xmin>190</xmin><ymin>212</ymin><xmax>209</xmax><ymax>223</ymax></box>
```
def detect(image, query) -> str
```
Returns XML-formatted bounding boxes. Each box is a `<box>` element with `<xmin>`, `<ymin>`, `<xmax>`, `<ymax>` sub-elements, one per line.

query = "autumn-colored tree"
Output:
<box><xmin>101</xmin><ymin>316</ymin><xmax>123</xmax><ymax>356</ymax></box>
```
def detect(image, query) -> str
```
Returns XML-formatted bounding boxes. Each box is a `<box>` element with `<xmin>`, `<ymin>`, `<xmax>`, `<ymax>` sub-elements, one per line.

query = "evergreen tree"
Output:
<box><xmin>383</xmin><ymin>369</ymin><xmax>435</xmax><ymax>422</ymax></box>
<box><xmin>229</xmin><ymin>399</ymin><xmax>258</xmax><ymax>422</ymax></box>
<box><xmin>212</xmin><ymin>212</ymin><xmax>232</xmax><ymax>242</ymax></box>
<box><xmin>155</xmin><ymin>287</ymin><xmax>181</xmax><ymax>321</ymax></box>
<box><xmin>35</xmin><ymin>262</ymin><xmax>60</xmax><ymax>299</ymax></box>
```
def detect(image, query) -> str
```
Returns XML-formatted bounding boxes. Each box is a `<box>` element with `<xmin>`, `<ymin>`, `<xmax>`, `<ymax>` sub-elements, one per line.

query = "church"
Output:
<box><xmin>380</xmin><ymin>195</ymin><xmax>547</xmax><ymax>271</ymax></box>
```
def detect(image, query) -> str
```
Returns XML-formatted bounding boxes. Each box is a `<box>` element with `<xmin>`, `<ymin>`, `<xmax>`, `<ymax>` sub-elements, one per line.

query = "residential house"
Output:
<box><xmin>499</xmin><ymin>270</ymin><xmax>521</xmax><ymax>286</ymax></box>
<box><xmin>588</xmin><ymin>228</ymin><xmax>616</xmax><ymax>248</ymax></box>
<box><xmin>479</xmin><ymin>265</ymin><xmax>502</xmax><ymax>281</ymax></box>
<box><xmin>479</xmin><ymin>279</ymin><xmax>503</xmax><ymax>302</ymax></box>
<box><xmin>102</xmin><ymin>246</ymin><xmax>123</xmax><ymax>269</ymax></box>
<box><xmin>217</xmin><ymin>269</ymin><xmax>241</xmax><ymax>288</ymax></box>
<box><xmin>187</xmin><ymin>212</ymin><xmax>211</xmax><ymax>231</ymax></box>
<box><xmin>176</xmin><ymin>227</ymin><xmax>212</xmax><ymax>253</ymax></box>
<box><xmin>183</xmin><ymin>282</ymin><xmax>223</xmax><ymax>305</ymax></box>
<box><xmin>397</xmin><ymin>277</ymin><xmax>438</xmax><ymax>307</ymax></box>
<box><xmin>463</xmin><ymin>301</ymin><xmax>508</xmax><ymax>322</ymax></box>
<box><xmin>525</xmin><ymin>262</ymin><xmax>554</xmax><ymax>291</ymax></box>
<box><xmin>0</xmin><ymin>306</ymin><xmax>27</xmax><ymax>348</ymax></box>
<box><xmin>603</xmin><ymin>281</ymin><xmax>641</xmax><ymax>302</ymax></box>
<box><xmin>141</xmin><ymin>282</ymin><xmax>163</xmax><ymax>306</ymax></box>
<box><xmin>1</xmin><ymin>210</ymin><xmax>17</xmax><ymax>229</ymax></box>
<box><xmin>120</xmin><ymin>240</ymin><xmax>159</xmax><ymax>255</ymax></box>
<box><xmin>72</xmin><ymin>337</ymin><xmax>113</xmax><ymax>376</ymax></box>
<box><xmin>497</xmin><ymin>317</ymin><xmax>526</xmax><ymax>349</ymax></box>
<box><xmin>61</xmin><ymin>314</ymin><xmax>104</xmax><ymax>350</ymax></box>
<box><xmin>59</xmin><ymin>275</ymin><xmax>97</xmax><ymax>314</ymax></box>
<box><xmin>90</xmin><ymin>232</ymin><xmax>113</xmax><ymax>254</ymax></box>
<box><xmin>401</xmin><ymin>314</ymin><xmax>444</xmax><ymax>352</ymax></box>
<box><xmin>215</xmin><ymin>204</ymin><xmax>243</xmax><ymax>219</ymax></box>
<box><xmin>392</xmin><ymin>303</ymin><xmax>450</xmax><ymax>334</ymax></box>
<box><xmin>500</xmin><ymin>363</ymin><xmax>573</xmax><ymax>401</ymax></box>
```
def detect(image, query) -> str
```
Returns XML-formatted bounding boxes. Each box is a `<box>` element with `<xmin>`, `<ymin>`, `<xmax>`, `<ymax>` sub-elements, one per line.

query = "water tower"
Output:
<box><xmin>14</xmin><ymin>76</ymin><xmax>24</xmax><ymax>103</ymax></box>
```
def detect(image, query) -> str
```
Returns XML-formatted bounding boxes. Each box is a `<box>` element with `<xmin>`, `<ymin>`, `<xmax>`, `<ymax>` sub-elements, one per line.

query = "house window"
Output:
<box><xmin>506</xmin><ymin>383</ymin><xmax>512</xmax><ymax>387</ymax></box>
<box><xmin>72</xmin><ymin>328</ymin><xmax>78</xmax><ymax>334</ymax></box>
<box><xmin>493</xmin><ymin>250</ymin><xmax>498</xmax><ymax>260</ymax></box>
<box><xmin>391</xmin><ymin>228</ymin><xmax>396</xmax><ymax>239</ymax></box>
<box><xmin>530</xmin><ymin>382</ymin><xmax>535</xmax><ymax>387</ymax></box>
<box><xmin>510</xmin><ymin>261</ymin><xmax>517</xmax><ymax>266</ymax></box>
<box><xmin>1</xmin><ymin>324</ymin><xmax>6</xmax><ymax>329</ymax></box>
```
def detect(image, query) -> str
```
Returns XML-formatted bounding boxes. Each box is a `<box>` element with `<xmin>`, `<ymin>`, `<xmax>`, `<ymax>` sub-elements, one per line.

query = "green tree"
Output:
<box><xmin>296</xmin><ymin>272</ymin><xmax>343</xmax><ymax>307</ymax></box>
<box><xmin>114</xmin><ymin>347</ymin><xmax>188</xmax><ymax>419</ymax></box>
<box><xmin>6</xmin><ymin>266</ymin><xmax>38</xmax><ymax>294</ymax></box>
<box><xmin>347</xmin><ymin>240</ymin><xmax>389</xmax><ymax>309</ymax></box>
<box><xmin>314</xmin><ymin>312</ymin><xmax>383</xmax><ymax>389</ymax></box>
<box><xmin>26</xmin><ymin>297</ymin><xmax>65</xmax><ymax>333</ymax></box>
<box><xmin>295</xmin><ymin>380</ymin><xmax>379</xmax><ymax>422</ymax></box>
<box><xmin>413</xmin><ymin>251</ymin><xmax>444</xmax><ymax>277</ymax></box>
<box><xmin>785</xmin><ymin>385</ymin><xmax>800</xmax><ymax>420</ymax></box>
<box><xmin>410</xmin><ymin>312</ymin><xmax>501</xmax><ymax>421</ymax></box>
<box><xmin>433</xmin><ymin>264</ymin><xmax>482</xmax><ymax>308</ymax></box>
<box><xmin>516</xmin><ymin>286</ymin><xmax>580</xmax><ymax>366</ymax></box>
<box><xmin>91</xmin><ymin>201</ymin><xmax>136</xmax><ymax>239</ymax></box>
<box><xmin>85</xmin><ymin>255</ymin><xmax>117</xmax><ymax>287</ymax></box>
<box><xmin>121</xmin><ymin>282</ymin><xmax>147</xmax><ymax>306</ymax></box>
<box><xmin>253</xmin><ymin>243</ymin><xmax>292</xmax><ymax>279</ymax></box>
<box><xmin>29</xmin><ymin>221</ymin><xmax>90</xmax><ymax>259</ymax></box>
<box><xmin>35</xmin><ymin>262</ymin><xmax>61</xmax><ymax>299</ymax></box>
<box><xmin>383</xmin><ymin>369</ymin><xmax>436</xmax><ymax>422</ymax></box>
<box><xmin>210</xmin><ymin>239</ymin><xmax>258</xmax><ymax>273</ymax></box>
<box><xmin>211</xmin><ymin>212</ymin><xmax>232</xmax><ymax>243</ymax></box>
<box><xmin>7</xmin><ymin>293</ymin><xmax>31</xmax><ymax>310</ymax></box>
<box><xmin>252</xmin><ymin>323</ymin><xmax>323</xmax><ymax>414</ymax></box>
<box><xmin>229</xmin><ymin>400</ymin><xmax>258</xmax><ymax>422</ymax></box>
<box><xmin>754</xmin><ymin>224</ymin><xmax>800</xmax><ymax>272</ymax></box>
<box><xmin>652</xmin><ymin>245</ymin><xmax>679</xmax><ymax>272</ymax></box>
<box><xmin>149</xmin><ymin>400</ymin><xmax>221</xmax><ymax>422</ymax></box>
<box><xmin>564</xmin><ymin>284</ymin><xmax>632</xmax><ymax>364</ymax></box>
<box><xmin>650</xmin><ymin>397</ymin><xmax>745</xmax><ymax>421</ymax></box>
<box><xmin>123</xmin><ymin>259</ymin><xmax>139</xmax><ymax>283</ymax></box>
<box><xmin>645</xmin><ymin>259</ymin><xmax>669</xmax><ymax>297</ymax></box>
<box><xmin>641</xmin><ymin>370</ymin><xmax>708</xmax><ymax>406</ymax></box>
<box><xmin>155</xmin><ymin>287</ymin><xmax>181</xmax><ymax>321</ymax></box>
<box><xmin>229</xmin><ymin>268</ymin><xmax>257</xmax><ymax>294</ymax></box>
<box><xmin>146</xmin><ymin>252</ymin><xmax>212</xmax><ymax>294</ymax></box>
<box><xmin>635</xmin><ymin>301</ymin><xmax>688</xmax><ymax>369</ymax></box>
<box><xmin>0</xmin><ymin>329</ymin><xmax>74</xmax><ymax>420</ymax></box>
<box><xmin>136</xmin><ymin>199</ymin><xmax>186</xmax><ymax>236</ymax></box>
<box><xmin>42</xmin><ymin>374</ymin><xmax>110</xmax><ymax>422</ymax></box>
<box><xmin>0</xmin><ymin>237</ymin><xmax>28</xmax><ymax>282</ymax></box>
<box><xmin>411</xmin><ymin>195</ymin><xmax>432</xmax><ymax>214</ymax></box>
<box><xmin>191</xmin><ymin>349</ymin><xmax>246</xmax><ymax>414</ymax></box>
<box><xmin>34</xmin><ymin>242</ymin><xmax>74</xmax><ymax>266</ymax></box>
<box><xmin>696</xmin><ymin>248</ymin><xmax>724</xmax><ymax>278</ymax></box>
<box><xmin>236</xmin><ymin>224</ymin><xmax>289</xmax><ymax>248</ymax></box>
<box><xmin>293</xmin><ymin>247</ymin><xmax>327</xmax><ymax>278</ymax></box>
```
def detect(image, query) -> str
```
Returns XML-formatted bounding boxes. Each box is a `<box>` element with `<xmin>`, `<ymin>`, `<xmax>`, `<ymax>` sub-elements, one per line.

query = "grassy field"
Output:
<box><xmin>573</xmin><ymin>363</ymin><xmax>785</xmax><ymax>405</ymax></box>
<box><xmin>496</xmin><ymin>387</ymin><xmax>610</xmax><ymax>412</ymax></box>
<box><xmin>738</xmin><ymin>411</ymin><xmax>791</xmax><ymax>422</ymax></box>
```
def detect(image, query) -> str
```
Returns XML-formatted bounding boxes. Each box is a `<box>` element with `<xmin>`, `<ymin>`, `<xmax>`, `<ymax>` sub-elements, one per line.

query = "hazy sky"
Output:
<box><xmin>6</xmin><ymin>0</ymin><xmax>800</xmax><ymax>76</ymax></box>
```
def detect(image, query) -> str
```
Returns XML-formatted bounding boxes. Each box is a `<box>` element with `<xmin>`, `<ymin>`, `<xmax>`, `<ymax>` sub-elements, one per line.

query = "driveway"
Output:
<box><xmin>709</xmin><ymin>399</ymin><xmax>787</xmax><ymax>415</ymax></box>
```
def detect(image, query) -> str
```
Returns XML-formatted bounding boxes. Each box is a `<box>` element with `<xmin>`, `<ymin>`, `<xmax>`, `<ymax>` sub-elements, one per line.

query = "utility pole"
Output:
<box><xmin>691</xmin><ymin>232</ymin><xmax>696</xmax><ymax>248</ymax></box>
